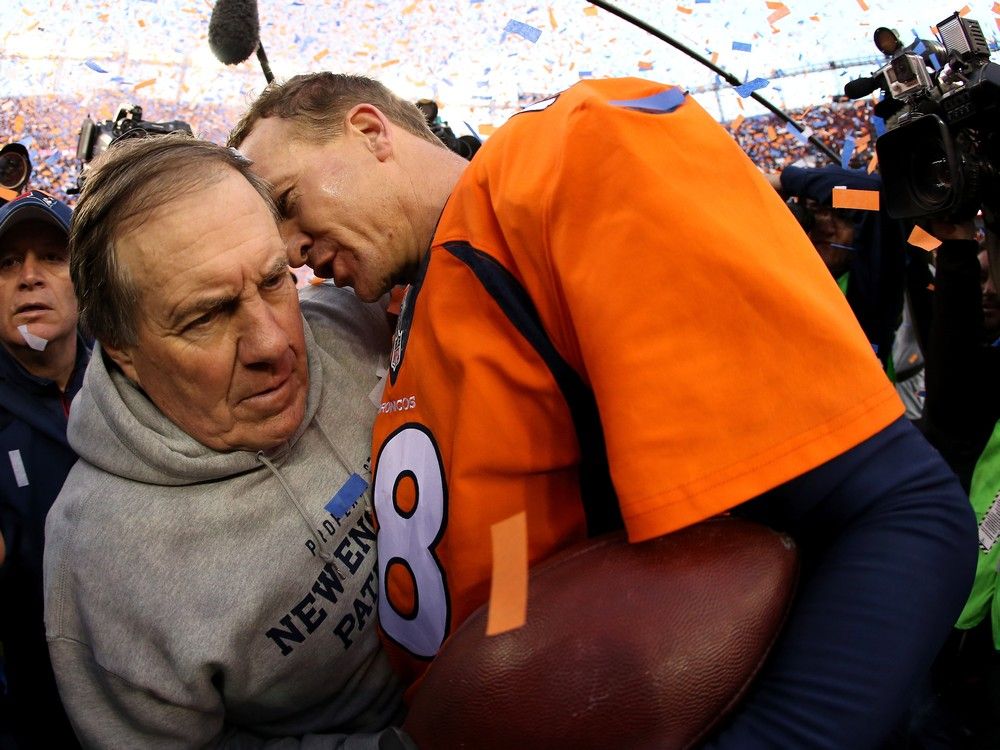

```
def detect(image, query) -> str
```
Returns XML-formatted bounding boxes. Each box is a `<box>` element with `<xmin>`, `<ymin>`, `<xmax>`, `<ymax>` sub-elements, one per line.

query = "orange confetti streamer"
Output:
<box><xmin>486</xmin><ymin>512</ymin><xmax>528</xmax><ymax>636</ymax></box>
<box><xmin>133</xmin><ymin>78</ymin><xmax>156</xmax><ymax>91</ymax></box>
<box><xmin>908</xmin><ymin>226</ymin><xmax>942</xmax><ymax>252</ymax></box>
<box><xmin>810</xmin><ymin>15</ymin><xmax>820</xmax><ymax>21</ymax></box>
<box><xmin>584</xmin><ymin>6</ymin><xmax>598</xmax><ymax>15</ymax></box>
<box><xmin>401</xmin><ymin>1</ymin><xmax>417</xmax><ymax>14</ymax></box>
<box><xmin>677</xmin><ymin>5</ymin><xmax>693</xmax><ymax>13</ymax></box>
<box><xmin>994</xmin><ymin>1</ymin><xmax>1000</xmax><ymax>13</ymax></box>
<box><xmin>548</xmin><ymin>6</ymin><xmax>557</xmax><ymax>29</ymax></box>
<box><xmin>832</xmin><ymin>187</ymin><xmax>880</xmax><ymax>211</ymax></box>
<box><xmin>731</xmin><ymin>113</ymin><xmax>745</xmax><ymax>129</ymax></box>
<box><xmin>380</xmin><ymin>59</ymin><xmax>399</xmax><ymax>67</ymax></box>
<box><xmin>313</xmin><ymin>48</ymin><xmax>330</xmax><ymax>61</ymax></box>
<box><xmin>857</xmin><ymin>0</ymin><xmax>868</xmax><ymax>9</ymax></box>
<box><xmin>767</xmin><ymin>6</ymin><xmax>790</xmax><ymax>24</ymax></box>
<box><xmin>12</xmin><ymin>114</ymin><xmax>24</xmax><ymax>134</ymax></box>
<box><xmin>138</xmin><ymin>18</ymin><xmax>146</xmax><ymax>27</ymax></box>
<box><xmin>710</xmin><ymin>51</ymin><xmax>719</xmax><ymax>65</ymax></box>
<box><xmin>959</xmin><ymin>5</ymin><xmax>971</xmax><ymax>16</ymax></box>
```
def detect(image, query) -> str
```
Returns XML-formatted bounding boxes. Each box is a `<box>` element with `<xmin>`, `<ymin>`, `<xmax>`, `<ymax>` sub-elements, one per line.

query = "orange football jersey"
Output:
<box><xmin>371</xmin><ymin>78</ymin><xmax>903</xmax><ymax>686</ymax></box>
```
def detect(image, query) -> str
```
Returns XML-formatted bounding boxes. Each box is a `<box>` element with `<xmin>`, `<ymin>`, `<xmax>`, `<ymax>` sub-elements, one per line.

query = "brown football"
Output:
<box><xmin>403</xmin><ymin>516</ymin><xmax>798</xmax><ymax>750</ymax></box>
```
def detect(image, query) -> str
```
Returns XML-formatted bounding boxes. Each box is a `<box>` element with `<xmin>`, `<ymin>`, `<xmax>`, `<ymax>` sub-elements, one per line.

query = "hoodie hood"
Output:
<box><xmin>67</xmin><ymin>317</ymin><xmax>324</xmax><ymax>486</ymax></box>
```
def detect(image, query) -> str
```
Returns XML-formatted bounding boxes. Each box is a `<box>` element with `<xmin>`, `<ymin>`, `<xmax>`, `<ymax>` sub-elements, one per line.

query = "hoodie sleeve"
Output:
<box><xmin>48</xmin><ymin>637</ymin><xmax>415</xmax><ymax>749</ymax></box>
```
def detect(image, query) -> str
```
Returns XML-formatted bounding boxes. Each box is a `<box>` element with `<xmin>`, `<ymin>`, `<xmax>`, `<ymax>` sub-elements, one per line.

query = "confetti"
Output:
<box><xmin>908</xmin><ymin>226</ymin><xmax>942</xmax><ymax>252</ymax></box>
<box><xmin>734</xmin><ymin>77</ymin><xmax>769</xmax><ymax>97</ymax></box>
<box><xmin>832</xmin><ymin>187</ymin><xmax>880</xmax><ymax>211</ymax></box>
<box><xmin>486</xmin><ymin>511</ymin><xmax>528</xmax><ymax>636</ymax></box>
<box><xmin>732</xmin><ymin>40</ymin><xmax>752</xmax><ymax>52</ymax></box>
<box><xmin>503</xmin><ymin>19</ymin><xmax>542</xmax><ymax>43</ymax></box>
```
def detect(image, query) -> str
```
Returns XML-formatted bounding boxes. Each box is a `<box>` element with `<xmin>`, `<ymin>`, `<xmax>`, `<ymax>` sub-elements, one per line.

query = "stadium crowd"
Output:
<box><xmin>0</xmin><ymin>75</ymin><xmax>997</xmax><ymax>750</ymax></box>
<box><xmin>0</xmin><ymin>92</ymin><xmax>883</xmax><ymax>204</ymax></box>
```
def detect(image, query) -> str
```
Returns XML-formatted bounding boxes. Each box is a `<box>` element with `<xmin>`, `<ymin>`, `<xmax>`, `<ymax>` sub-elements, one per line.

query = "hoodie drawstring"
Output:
<box><xmin>256</xmin><ymin>450</ymin><xmax>344</xmax><ymax>578</ymax></box>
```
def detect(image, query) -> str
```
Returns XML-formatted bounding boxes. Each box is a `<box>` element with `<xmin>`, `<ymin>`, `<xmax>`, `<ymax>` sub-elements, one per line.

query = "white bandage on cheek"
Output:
<box><xmin>17</xmin><ymin>324</ymin><xmax>48</xmax><ymax>351</ymax></box>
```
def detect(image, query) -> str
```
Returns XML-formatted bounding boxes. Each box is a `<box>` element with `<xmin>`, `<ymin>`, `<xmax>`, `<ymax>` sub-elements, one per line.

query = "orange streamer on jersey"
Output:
<box><xmin>486</xmin><ymin>511</ymin><xmax>529</xmax><ymax>636</ymax></box>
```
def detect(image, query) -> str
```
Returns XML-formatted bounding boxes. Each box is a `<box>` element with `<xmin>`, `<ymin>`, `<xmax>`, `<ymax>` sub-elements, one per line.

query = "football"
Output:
<box><xmin>403</xmin><ymin>516</ymin><xmax>798</xmax><ymax>750</ymax></box>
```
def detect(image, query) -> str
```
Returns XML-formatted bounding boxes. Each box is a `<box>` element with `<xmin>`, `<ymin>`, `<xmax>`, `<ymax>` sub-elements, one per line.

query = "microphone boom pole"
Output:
<box><xmin>587</xmin><ymin>0</ymin><xmax>840</xmax><ymax>165</ymax></box>
<box><xmin>257</xmin><ymin>44</ymin><xmax>275</xmax><ymax>84</ymax></box>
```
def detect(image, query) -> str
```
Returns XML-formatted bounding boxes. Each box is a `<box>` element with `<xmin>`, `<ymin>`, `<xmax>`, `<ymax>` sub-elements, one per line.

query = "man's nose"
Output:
<box><xmin>282</xmin><ymin>223</ymin><xmax>313</xmax><ymax>269</ymax></box>
<box><xmin>18</xmin><ymin>254</ymin><xmax>44</xmax><ymax>288</ymax></box>
<box><xmin>237</xmin><ymin>298</ymin><xmax>289</xmax><ymax>366</ymax></box>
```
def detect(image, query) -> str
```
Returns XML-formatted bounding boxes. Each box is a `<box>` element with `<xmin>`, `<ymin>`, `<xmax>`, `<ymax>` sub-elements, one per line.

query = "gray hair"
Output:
<box><xmin>70</xmin><ymin>133</ymin><xmax>278</xmax><ymax>349</ymax></box>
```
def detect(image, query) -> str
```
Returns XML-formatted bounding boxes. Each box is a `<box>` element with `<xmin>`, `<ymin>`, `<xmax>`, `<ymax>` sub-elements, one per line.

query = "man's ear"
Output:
<box><xmin>346</xmin><ymin>104</ymin><xmax>392</xmax><ymax>161</ymax></box>
<box><xmin>102</xmin><ymin>341</ymin><xmax>141</xmax><ymax>385</ymax></box>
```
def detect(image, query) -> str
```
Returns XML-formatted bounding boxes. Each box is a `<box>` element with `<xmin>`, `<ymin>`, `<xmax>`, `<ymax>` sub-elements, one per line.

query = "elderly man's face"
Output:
<box><xmin>0</xmin><ymin>220</ymin><xmax>78</xmax><ymax>355</ymax></box>
<box><xmin>106</xmin><ymin>169</ymin><xmax>308</xmax><ymax>453</ymax></box>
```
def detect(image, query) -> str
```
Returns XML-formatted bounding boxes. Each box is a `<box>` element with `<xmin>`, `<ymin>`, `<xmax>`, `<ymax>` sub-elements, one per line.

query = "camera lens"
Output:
<box><xmin>0</xmin><ymin>150</ymin><xmax>28</xmax><ymax>190</ymax></box>
<box><xmin>909</xmin><ymin>139</ymin><xmax>954</xmax><ymax>212</ymax></box>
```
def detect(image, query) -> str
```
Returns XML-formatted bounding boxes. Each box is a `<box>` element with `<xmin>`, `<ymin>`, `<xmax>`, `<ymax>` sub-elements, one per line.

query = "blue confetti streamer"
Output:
<box><xmin>84</xmin><ymin>60</ymin><xmax>108</xmax><ymax>73</ymax></box>
<box><xmin>841</xmin><ymin>133</ymin><xmax>856</xmax><ymax>169</ymax></box>
<box><xmin>609</xmin><ymin>88</ymin><xmax>686</xmax><ymax>114</ymax></box>
<box><xmin>503</xmin><ymin>19</ymin><xmax>542</xmax><ymax>43</ymax></box>
<box><xmin>732</xmin><ymin>41</ymin><xmax>752</xmax><ymax>52</ymax></box>
<box><xmin>787</xmin><ymin>123</ymin><xmax>811</xmax><ymax>145</ymax></box>
<box><xmin>325</xmin><ymin>474</ymin><xmax>369</xmax><ymax>519</ymax></box>
<box><xmin>734</xmin><ymin>77</ymin><xmax>769</xmax><ymax>97</ymax></box>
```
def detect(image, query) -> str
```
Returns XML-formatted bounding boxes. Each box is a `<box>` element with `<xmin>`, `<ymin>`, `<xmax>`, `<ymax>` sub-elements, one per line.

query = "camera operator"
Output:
<box><xmin>893</xmin><ymin>218</ymin><xmax>1000</xmax><ymax>750</ymax></box>
<box><xmin>415</xmin><ymin>98</ymin><xmax>481</xmax><ymax>160</ymax></box>
<box><xmin>765</xmin><ymin>164</ymin><xmax>910</xmax><ymax>375</ymax></box>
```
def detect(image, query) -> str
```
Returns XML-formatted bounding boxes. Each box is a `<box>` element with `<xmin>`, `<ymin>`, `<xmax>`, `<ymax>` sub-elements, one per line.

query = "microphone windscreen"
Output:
<box><xmin>208</xmin><ymin>0</ymin><xmax>261</xmax><ymax>65</ymax></box>
<box><xmin>843</xmin><ymin>75</ymin><xmax>881</xmax><ymax>100</ymax></box>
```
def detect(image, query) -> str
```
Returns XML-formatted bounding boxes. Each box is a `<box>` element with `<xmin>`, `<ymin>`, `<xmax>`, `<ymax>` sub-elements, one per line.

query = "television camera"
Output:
<box><xmin>71</xmin><ymin>104</ymin><xmax>192</xmax><ymax>193</ymax></box>
<box><xmin>845</xmin><ymin>11</ymin><xmax>1000</xmax><ymax>225</ymax></box>
<box><xmin>415</xmin><ymin>98</ymin><xmax>482</xmax><ymax>161</ymax></box>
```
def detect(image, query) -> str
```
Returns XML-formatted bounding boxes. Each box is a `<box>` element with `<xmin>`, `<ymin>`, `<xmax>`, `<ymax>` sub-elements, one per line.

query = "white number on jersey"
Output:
<box><xmin>373</xmin><ymin>424</ymin><xmax>449</xmax><ymax>657</ymax></box>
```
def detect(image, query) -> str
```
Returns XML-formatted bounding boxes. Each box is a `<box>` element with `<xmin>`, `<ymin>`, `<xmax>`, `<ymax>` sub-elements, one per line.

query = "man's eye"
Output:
<box><xmin>186</xmin><ymin>311</ymin><xmax>216</xmax><ymax>331</ymax></box>
<box><xmin>262</xmin><ymin>273</ymin><xmax>288</xmax><ymax>291</ymax></box>
<box><xmin>276</xmin><ymin>189</ymin><xmax>297</xmax><ymax>219</ymax></box>
<box><xmin>0</xmin><ymin>257</ymin><xmax>19</xmax><ymax>271</ymax></box>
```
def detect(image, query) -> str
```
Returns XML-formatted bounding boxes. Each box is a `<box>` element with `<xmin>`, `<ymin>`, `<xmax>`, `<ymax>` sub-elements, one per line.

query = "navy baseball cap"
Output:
<box><xmin>0</xmin><ymin>190</ymin><xmax>72</xmax><ymax>242</ymax></box>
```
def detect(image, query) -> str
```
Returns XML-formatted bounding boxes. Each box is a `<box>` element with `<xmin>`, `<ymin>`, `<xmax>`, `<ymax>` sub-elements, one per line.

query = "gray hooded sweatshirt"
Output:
<box><xmin>44</xmin><ymin>286</ymin><xmax>407</xmax><ymax>748</ymax></box>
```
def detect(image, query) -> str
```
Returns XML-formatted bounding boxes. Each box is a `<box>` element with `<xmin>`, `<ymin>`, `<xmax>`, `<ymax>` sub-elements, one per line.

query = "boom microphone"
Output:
<box><xmin>208</xmin><ymin>0</ymin><xmax>274</xmax><ymax>82</ymax></box>
<box><xmin>844</xmin><ymin>74</ymin><xmax>883</xmax><ymax>100</ymax></box>
<box><xmin>208</xmin><ymin>0</ymin><xmax>260</xmax><ymax>65</ymax></box>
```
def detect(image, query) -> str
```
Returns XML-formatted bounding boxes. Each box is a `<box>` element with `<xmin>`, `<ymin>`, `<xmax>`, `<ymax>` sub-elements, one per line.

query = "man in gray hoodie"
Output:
<box><xmin>42</xmin><ymin>135</ymin><xmax>410</xmax><ymax>748</ymax></box>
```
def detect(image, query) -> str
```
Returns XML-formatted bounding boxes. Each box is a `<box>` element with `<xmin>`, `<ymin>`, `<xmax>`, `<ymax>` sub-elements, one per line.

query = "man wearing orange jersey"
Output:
<box><xmin>232</xmin><ymin>74</ymin><xmax>976</xmax><ymax>748</ymax></box>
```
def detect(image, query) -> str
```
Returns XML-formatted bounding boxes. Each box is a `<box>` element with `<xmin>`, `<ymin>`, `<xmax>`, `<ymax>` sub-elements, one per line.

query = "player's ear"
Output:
<box><xmin>346</xmin><ymin>104</ymin><xmax>392</xmax><ymax>161</ymax></box>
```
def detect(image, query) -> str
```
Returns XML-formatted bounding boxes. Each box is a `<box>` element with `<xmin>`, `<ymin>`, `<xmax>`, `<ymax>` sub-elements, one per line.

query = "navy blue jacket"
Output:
<box><xmin>780</xmin><ymin>165</ymin><xmax>909</xmax><ymax>370</ymax></box>
<box><xmin>0</xmin><ymin>334</ymin><xmax>89</xmax><ymax>746</ymax></box>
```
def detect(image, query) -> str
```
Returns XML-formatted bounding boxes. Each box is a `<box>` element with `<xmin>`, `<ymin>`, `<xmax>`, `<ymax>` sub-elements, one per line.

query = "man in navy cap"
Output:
<box><xmin>0</xmin><ymin>190</ymin><xmax>85</xmax><ymax>747</ymax></box>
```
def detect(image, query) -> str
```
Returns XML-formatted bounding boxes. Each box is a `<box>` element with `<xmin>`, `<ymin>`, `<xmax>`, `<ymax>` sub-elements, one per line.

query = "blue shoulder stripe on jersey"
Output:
<box><xmin>608</xmin><ymin>87</ymin><xmax>686</xmax><ymax>114</ymax></box>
